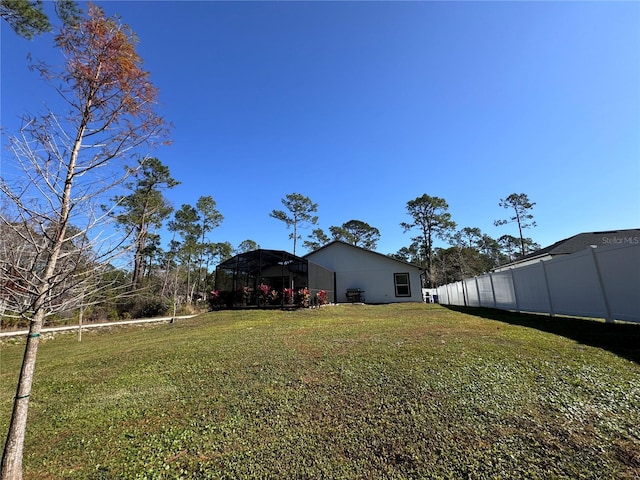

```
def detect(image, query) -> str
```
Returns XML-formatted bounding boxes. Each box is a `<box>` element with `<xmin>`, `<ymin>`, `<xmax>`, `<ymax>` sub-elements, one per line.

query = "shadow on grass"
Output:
<box><xmin>443</xmin><ymin>305</ymin><xmax>640</xmax><ymax>365</ymax></box>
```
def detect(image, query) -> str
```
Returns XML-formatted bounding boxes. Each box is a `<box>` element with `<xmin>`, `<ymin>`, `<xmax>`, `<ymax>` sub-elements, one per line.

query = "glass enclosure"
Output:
<box><xmin>213</xmin><ymin>249</ymin><xmax>334</xmax><ymax>308</ymax></box>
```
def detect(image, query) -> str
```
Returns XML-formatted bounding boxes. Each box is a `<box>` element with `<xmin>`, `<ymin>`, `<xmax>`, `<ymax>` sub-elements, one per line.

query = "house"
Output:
<box><xmin>213</xmin><ymin>241</ymin><xmax>425</xmax><ymax>307</ymax></box>
<box><xmin>304</xmin><ymin>241</ymin><xmax>424</xmax><ymax>304</ymax></box>
<box><xmin>494</xmin><ymin>228</ymin><xmax>640</xmax><ymax>271</ymax></box>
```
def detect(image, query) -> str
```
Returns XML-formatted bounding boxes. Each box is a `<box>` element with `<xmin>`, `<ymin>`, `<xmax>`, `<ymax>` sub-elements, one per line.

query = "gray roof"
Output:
<box><xmin>521</xmin><ymin>228</ymin><xmax>640</xmax><ymax>260</ymax></box>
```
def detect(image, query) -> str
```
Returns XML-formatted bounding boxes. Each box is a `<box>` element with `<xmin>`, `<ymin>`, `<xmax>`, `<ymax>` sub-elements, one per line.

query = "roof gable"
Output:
<box><xmin>304</xmin><ymin>240</ymin><xmax>423</xmax><ymax>271</ymax></box>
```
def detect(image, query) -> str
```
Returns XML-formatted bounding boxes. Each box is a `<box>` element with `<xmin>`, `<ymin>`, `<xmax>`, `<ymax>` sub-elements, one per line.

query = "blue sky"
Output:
<box><xmin>2</xmin><ymin>1</ymin><xmax>639</xmax><ymax>257</ymax></box>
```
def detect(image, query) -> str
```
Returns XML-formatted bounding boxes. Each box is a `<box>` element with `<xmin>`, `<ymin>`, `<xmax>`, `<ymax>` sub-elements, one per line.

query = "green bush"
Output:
<box><xmin>0</xmin><ymin>313</ymin><xmax>29</xmax><ymax>330</ymax></box>
<box><xmin>116</xmin><ymin>296</ymin><xmax>170</xmax><ymax>319</ymax></box>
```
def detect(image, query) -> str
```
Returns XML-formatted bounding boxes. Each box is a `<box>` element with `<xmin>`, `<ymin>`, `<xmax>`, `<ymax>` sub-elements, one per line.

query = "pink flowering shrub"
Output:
<box><xmin>269</xmin><ymin>289</ymin><xmax>279</xmax><ymax>304</ymax></box>
<box><xmin>282</xmin><ymin>288</ymin><xmax>293</xmax><ymax>304</ymax></box>
<box><xmin>258</xmin><ymin>283</ymin><xmax>270</xmax><ymax>298</ymax></box>
<box><xmin>316</xmin><ymin>290</ymin><xmax>327</xmax><ymax>305</ymax></box>
<box><xmin>296</xmin><ymin>287</ymin><xmax>310</xmax><ymax>307</ymax></box>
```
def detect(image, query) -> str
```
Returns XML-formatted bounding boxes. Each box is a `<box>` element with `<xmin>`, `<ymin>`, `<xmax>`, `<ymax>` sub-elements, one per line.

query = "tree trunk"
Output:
<box><xmin>132</xmin><ymin>248</ymin><xmax>143</xmax><ymax>289</ymax></box>
<box><xmin>161</xmin><ymin>259</ymin><xmax>171</xmax><ymax>298</ymax></box>
<box><xmin>2</xmin><ymin>90</ymin><xmax>85</xmax><ymax>480</ymax></box>
<box><xmin>292</xmin><ymin>220</ymin><xmax>298</xmax><ymax>256</ymax></box>
<box><xmin>186</xmin><ymin>255</ymin><xmax>192</xmax><ymax>304</ymax></box>
<box><xmin>515</xmin><ymin>208</ymin><xmax>525</xmax><ymax>257</ymax></box>
<box><xmin>132</xmin><ymin>227</ymin><xmax>146</xmax><ymax>289</ymax></box>
<box><xmin>1</xmin><ymin>224</ymin><xmax>71</xmax><ymax>480</ymax></box>
<box><xmin>78</xmin><ymin>301</ymin><xmax>84</xmax><ymax>342</ymax></box>
<box><xmin>1</xmin><ymin>314</ymin><xmax>43</xmax><ymax>480</ymax></box>
<box><xmin>2</xmin><ymin>224</ymin><xmax>68</xmax><ymax>478</ymax></box>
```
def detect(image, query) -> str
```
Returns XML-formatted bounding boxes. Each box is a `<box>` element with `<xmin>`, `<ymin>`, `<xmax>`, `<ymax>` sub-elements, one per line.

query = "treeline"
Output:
<box><xmin>93</xmin><ymin>167</ymin><xmax>540</xmax><ymax>317</ymax></box>
<box><xmin>268</xmin><ymin>192</ymin><xmax>539</xmax><ymax>288</ymax></box>
<box><xmin>2</xmin><ymin>152</ymin><xmax>540</xmax><ymax>325</ymax></box>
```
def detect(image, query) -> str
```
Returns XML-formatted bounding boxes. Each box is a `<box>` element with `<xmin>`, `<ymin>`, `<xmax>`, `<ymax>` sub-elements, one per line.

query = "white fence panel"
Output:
<box><xmin>436</xmin><ymin>284</ymin><xmax>448</xmax><ymax>305</ymax></box>
<box><xmin>511</xmin><ymin>262</ymin><xmax>551</xmax><ymax>314</ymax></box>
<box><xmin>446</xmin><ymin>282</ymin><xmax>465</xmax><ymax>306</ymax></box>
<box><xmin>436</xmin><ymin>243</ymin><xmax>639</xmax><ymax>323</ymax></box>
<box><xmin>476</xmin><ymin>274</ymin><xmax>495</xmax><ymax>307</ymax></box>
<box><xmin>544</xmin><ymin>249</ymin><xmax>608</xmax><ymax>319</ymax></box>
<box><xmin>464</xmin><ymin>278</ymin><xmax>481</xmax><ymax>307</ymax></box>
<box><xmin>595</xmin><ymin>244</ymin><xmax>640</xmax><ymax>323</ymax></box>
<box><xmin>491</xmin><ymin>271</ymin><xmax>516</xmax><ymax>310</ymax></box>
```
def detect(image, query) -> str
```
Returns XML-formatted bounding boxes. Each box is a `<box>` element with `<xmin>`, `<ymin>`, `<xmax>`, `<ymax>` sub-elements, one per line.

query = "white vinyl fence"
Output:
<box><xmin>436</xmin><ymin>243</ymin><xmax>640</xmax><ymax>324</ymax></box>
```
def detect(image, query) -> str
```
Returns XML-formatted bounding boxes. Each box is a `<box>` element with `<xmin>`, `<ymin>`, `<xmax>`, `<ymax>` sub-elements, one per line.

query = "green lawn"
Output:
<box><xmin>1</xmin><ymin>304</ymin><xmax>639</xmax><ymax>479</ymax></box>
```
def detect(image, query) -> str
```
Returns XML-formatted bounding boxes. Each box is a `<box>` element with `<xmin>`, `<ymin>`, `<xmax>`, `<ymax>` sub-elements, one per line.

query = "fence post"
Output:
<box><xmin>488</xmin><ymin>273</ymin><xmax>497</xmax><ymax>308</ymax></box>
<box><xmin>475</xmin><ymin>277</ymin><xmax>481</xmax><ymax>307</ymax></box>
<box><xmin>589</xmin><ymin>247</ymin><xmax>613</xmax><ymax>323</ymax></box>
<box><xmin>462</xmin><ymin>280</ymin><xmax>468</xmax><ymax>307</ymax></box>
<box><xmin>509</xmin><ymin>268</ymin><xmax>520</xmax><ymax>313</ymax></box>
<box><xmin>540</xmin><ymin>260</ymin><xmax>554</xmax><ymax>317</ymax></box>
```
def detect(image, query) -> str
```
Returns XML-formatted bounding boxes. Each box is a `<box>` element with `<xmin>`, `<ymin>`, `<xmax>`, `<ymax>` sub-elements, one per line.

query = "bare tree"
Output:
<box><xmin>0</xmin><ymin>6</ymin><xmax>169</xmax><ymax>478</ymax></box>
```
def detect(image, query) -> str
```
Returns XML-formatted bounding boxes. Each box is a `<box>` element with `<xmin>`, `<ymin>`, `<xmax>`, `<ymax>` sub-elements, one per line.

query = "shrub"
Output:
<box><xmin>117</xmin><ymin>296</ymin><xmax>170</xmax><ymax>319</ymax></box>
<box><xmin>295</xmin><ymin>287</ymin><xmax>310</xmax><ymax>307</ymax></box>
<box><xmin>317</xmin><ymin>289</ymin><xmax>327</xmax><ymax>305</ymax></box>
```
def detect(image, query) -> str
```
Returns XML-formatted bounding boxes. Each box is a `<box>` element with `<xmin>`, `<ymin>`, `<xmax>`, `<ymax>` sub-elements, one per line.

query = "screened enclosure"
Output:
<box><xmin>213</xmin><ymin>249</ymin><xmax>334</xmax><ymax>308</ymax></box>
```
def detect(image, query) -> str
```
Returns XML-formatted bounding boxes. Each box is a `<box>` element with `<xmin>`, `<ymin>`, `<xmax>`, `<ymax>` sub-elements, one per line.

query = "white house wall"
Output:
<box><xmin>306</xmin><ymin>242</ymin><xmax>423</xmax><ymax>304</ymax></box>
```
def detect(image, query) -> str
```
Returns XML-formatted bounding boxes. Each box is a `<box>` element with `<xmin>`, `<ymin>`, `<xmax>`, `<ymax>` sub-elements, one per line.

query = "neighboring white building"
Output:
<box><xmin>304</xmin><ymin>241</ymin><xmax>424</xmax><ymax>304</ymax></box>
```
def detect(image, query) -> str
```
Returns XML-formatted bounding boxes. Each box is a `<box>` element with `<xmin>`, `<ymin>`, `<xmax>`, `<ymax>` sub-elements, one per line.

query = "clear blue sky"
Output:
<box><xmin>2</xmin><ymin>1</ymin><xmax>639</xmax><ymax>256</ymax></box>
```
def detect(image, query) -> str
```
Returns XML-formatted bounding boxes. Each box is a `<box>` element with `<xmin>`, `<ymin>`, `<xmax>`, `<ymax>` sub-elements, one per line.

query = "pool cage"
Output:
<box><xmin>213</xmin><ymin>249</ymin><xmax>335</xmax><ymax>308</ymax></box>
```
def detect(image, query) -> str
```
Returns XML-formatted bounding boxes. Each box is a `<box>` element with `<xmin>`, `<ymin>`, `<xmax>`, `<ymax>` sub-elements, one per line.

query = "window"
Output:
<box><xmin>394</xmin><ymin>273</ymin><xmax>411</xmax><ymax>297</ymax></box>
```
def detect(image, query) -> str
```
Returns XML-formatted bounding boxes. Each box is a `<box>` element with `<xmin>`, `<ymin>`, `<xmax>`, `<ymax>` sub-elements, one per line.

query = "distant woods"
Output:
<box><xmin>3</xmin><ymin>177</ymin><xmax>541</xmax><ymax>325</ymax></box>
<box><xmin>394</xmin><ymin>192</ymin><xmax>538</xmax><ymax>287</ymax></box>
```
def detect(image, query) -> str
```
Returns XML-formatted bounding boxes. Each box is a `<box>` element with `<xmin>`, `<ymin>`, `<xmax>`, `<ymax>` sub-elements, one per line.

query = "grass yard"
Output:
<box><xmin>1</xmin><ymin>304</ymin><xmax>639</xmax><ymax>479</ymax></box>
